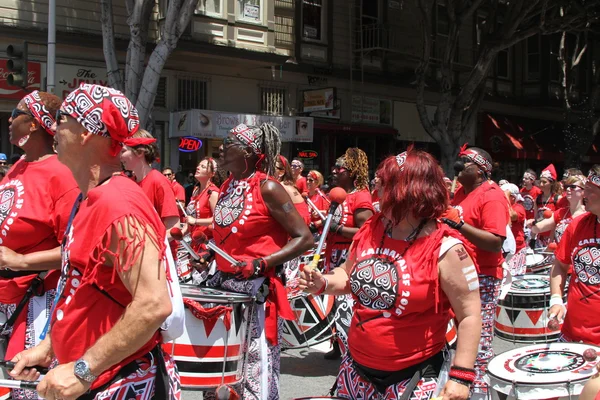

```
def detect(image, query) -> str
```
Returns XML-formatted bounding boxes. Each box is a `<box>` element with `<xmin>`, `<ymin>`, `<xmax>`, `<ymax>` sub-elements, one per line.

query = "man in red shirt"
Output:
<box><xmin>549</xmin><ymin>166</ymin><xmax>600</xmax><ymax>345</ymax></box>
<box><xmin>9</xmin><ymin>84</ymin><xmax>180</xmax><ymax>399</ymax></box>
<box><xmin>163</xmin><ymin>167</ymin><xmax>186</xmax><ymax>204</ymax></box>
<box><xmin>291</xmin><ymin>159</ymin><xmax>308</xmax><ymax>194</ymax></box>
<box><xmin>444</xmin><ymin>145</ymin><xmax>509</xmax><ymax>400</ymax></box>
<box><xmin>502</xmin><ymin>182</ymin><xmax>527</xmax><ymax>276</ymax></box>
<box><xmin>520</xmin><ymin>169</ymin><xmax>542</xmax><ymax>220</ymax></box>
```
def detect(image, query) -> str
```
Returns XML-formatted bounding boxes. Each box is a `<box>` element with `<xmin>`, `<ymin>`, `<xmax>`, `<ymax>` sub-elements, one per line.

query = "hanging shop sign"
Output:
<box><xmin>352</xmin><ymin>96</ymin><xmax>392</xmax><ymax>126</ymax></box>
<box><xmin>56</xmin><ymin>64</ymin><xmax>108</xmax><ymax>100</ymax></box>
<box><xmin>298</xmin><ymin>150</ymin><xmax>318</xmax><ymax>159</ymax></box>
<box><xmin>179</xmin><ymin>136</ymin><xmax>202</xmax><ymax>152</ymax></box>
<box><xmin>302</xmin><ymin>87</ymin><xmax>335</xmax><ymax>112</ymax></box>
<box><xmin>0</xmin><ymin>60</ymin><xmax>41</xmax><ymax>99</ymax></box>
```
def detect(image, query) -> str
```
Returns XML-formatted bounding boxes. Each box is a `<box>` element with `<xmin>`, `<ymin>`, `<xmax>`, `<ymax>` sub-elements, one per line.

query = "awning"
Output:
<box><xmin>314</xmin><ymin>122</ymin><xmax>397</xmax><ymax>136</ymax></box>
<box><xmin>482</xmin><ymin>114</ymin><xmax>564</xmax><ymax>161</ymax></box>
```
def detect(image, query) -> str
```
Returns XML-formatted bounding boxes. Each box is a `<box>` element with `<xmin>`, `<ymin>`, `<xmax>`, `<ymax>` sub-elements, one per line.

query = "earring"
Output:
<box><xmin>18</xmin><ymin>135</ymin><xmax>30</xmax><ymax>147</ymax></box>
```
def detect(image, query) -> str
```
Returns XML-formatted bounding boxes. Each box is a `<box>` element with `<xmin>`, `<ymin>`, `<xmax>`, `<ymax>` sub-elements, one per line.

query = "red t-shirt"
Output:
<box><xmin>213</xmin><ymin>172</ymin><xmax>288</xmax><ymax>273</ymax></box>
<box><xmin>553</xmin><ymin>207</ymin><xmax>574</xmax><ymax>245</ymax></box>
<box><xmin>171</xmin><ymin>180</ymin><xmax>186</xmax><ymax>203</ymax></box>
<box><xmin>556</xmin><ymin>195</ymin><xmax>569</xmax><ymax>210</ymax></box>
<box><xmin>189</xmin><ymin>183</ymin><xmax>219</xmax><ymax>241</ymax></box>
<box><xmin>328</xmin><ymin>189</ymin><xmax>375</xmax><ymax>247</ymax></box>
<box><xmin>139</xmin><ymin>170</ymin><xmax>179</xmax><ymax>221</ymax></box>
<box><xmin>0</xmin><ymin>156</ymin><xmax>79</xmax><ymax>304</ymax></box>
<box><xmin>51</xmin><ymin>176</ymin><xmax>166</xmax><ymax>389</ymax></box>
<box><xmin>294</xmin><ymin>201</ymin><xmax>311</xmax><ymax>225</ymax></box>
<box><xmin>309</xmin><ymin>190</ymin><xmax>329</xmax><ymax>223</ymax></box>
<box><xmin>520</xmin><ymin>186</ymin><xmax>543</xmax><ymax>220</ymax></box>
<box><xmin>536</xmin><ymin>193</ymin><xmax>560</xmax><ymax>239</ymax></box>
<box><xmin>371</xmin><ymin>190</ymin><xmax>380</xmax><ymax>212</ymax></box>
<box><xmin>295</xmin><ymin>176</ymin><xmax>308</xmax><ymax>195</ymax></box>
<box><xmin>452</xmin><ymin>181</ymin><xmax>509</xmax><ymax>278</ymax></box>
<box><xmin>348</xmin><ymin>216</ymin><xmax>470</xmax><ymax>371</ymax></box>
<box><xmin>511</xmin><ymin>203</ymin><xmax>527</xmax><ymax>252</ymax></box>
<box><xmin>555</xmin><ymin>212</ymin><xmax>600</xmax><ymax>344</ymax></box>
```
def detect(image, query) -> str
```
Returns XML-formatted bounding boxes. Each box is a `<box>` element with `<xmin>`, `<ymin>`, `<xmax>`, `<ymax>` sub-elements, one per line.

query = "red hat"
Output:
<box><xmin>540</xmin><ymin>164</ymin><xmax>557</xmax><ymax>181</ymax></box>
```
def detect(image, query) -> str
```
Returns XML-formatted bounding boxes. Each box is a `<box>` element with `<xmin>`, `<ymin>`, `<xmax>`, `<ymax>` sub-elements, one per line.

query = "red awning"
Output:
<box><xmin>482</xmin><ymin>114</ymin><xmax>564</xmax><ymax>161</ymax></box>
<box><xmin>314</xmin><ymin>122</ymin><xmax>397</xmax><ymax>136</ymax></box>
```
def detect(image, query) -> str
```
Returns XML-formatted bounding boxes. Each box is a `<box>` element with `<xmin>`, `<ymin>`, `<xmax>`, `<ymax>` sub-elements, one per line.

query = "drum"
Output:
<box><xmin>175</xmin><ymin>242</ymin><xmax>194</xmax><ymax>284</ymax></box>
<box><xmin>487</xmin><ymin>342</ymin><xmax>600</xmax><ymax>399</ymax></box>
<box><xmin>285</xmin><ymin>247</ymin><xmax>326</xmax><ymax>299</ymax></box>
<box><xmin>525</xmin><ymin>252</ymin><xmax>553</xmax><ymax>275</ymax></box>
<box><xmin>163</xmin><ymin>285</ymin><xmax>253</xmax><ymax>389</ymax></box>
<box><xmin>281</xmin><ymin>293</ymin><xmax>335</xmax><ymax>350</ymax></box>
<box><xmin>445</xmin><ymin>318</ymin><xmax>457</xmax><ymax>348</ymax></box>
<box><xmin>495</xmin><ymin>275</ymin><xmax>567</xmax><ymax>343</ymax></box>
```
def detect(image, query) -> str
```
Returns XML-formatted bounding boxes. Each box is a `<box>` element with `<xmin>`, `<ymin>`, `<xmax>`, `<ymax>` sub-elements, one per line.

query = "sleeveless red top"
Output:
<box><xmin>51</xmin><ymin>176</ymin><xmax>166</xmax><ymax>389</ymax></box>
<box><xmin>189</xmin><ymin>182</ymin><xmax>219</xmax><ymax>240</ymax></box>
<box><xmin>294</xmin><ymin>201</ymin><xmax>311</xmax><ymax>225</ymax></box>
<box><xmin>309</xmin><ymin>190</ymin><xmax>329</xmax><ymax>223</ymax></box>
<box><xmin>348</xmin><ymin>216</ymin><xmax>470</xmax><ymax>371</ymax></box>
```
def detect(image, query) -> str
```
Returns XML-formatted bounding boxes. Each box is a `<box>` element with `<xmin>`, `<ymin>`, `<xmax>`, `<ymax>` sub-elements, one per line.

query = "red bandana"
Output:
<box><xmin>458</xmin><ymin>143</ymin><xmax>492</xmax><ymax>175</ymax></box>
<box><xmin>123</xmin><ymin>137</ymin><xmax>156</xmax><ymax>147</ymax></box>
<box><xmin>230</xmin><ymin>124</ymin><xmax>262</xmax><ymax>155</ymax></box>
<box><xmin>22</xmin><ymin>91</ymin><xmax>56</xmax><ymax>136</ymax></box>
<box><xmin>587</xmin><ymin>170</ymin><xmax>600</xmax><ymax>188</ymax></box>
<box><xmin>62</xmin><ymin>84</ymin><xmax>140</xmax><ymax>155</ymax></box>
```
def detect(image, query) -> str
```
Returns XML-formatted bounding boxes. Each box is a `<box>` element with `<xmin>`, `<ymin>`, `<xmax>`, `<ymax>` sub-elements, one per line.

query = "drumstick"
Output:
<box><xmin>0</xmin><ymin>378</ymin><xmax>39</xmax><ymax>390</ymax></box>
<box><xmin>302</xmin><ymin>194</ymin><xmax>326</xmax><ymax>221</ymax></box>
<box><xmin>169</xmin><ymin>227</ymin><xmax>200</xmax><ymax>261</ymax></box>
<box><xmin>177</xmin><ymin>201</ymin><xmax>188</xmax><ymax>216</ymax></box>
<box><xmin>0</xmin><ymin>361</ymin><xmax>48</xmax><ymax>374</ymax></box>
<box><xmin>193</xmin><ymin>233</ymin><xmax>241</xmax><ymax>266</ymax></box>
<box><xmin>450</xmin><ymin>177</ymin><xmax>458</xmax><ymax>197</ymax></box>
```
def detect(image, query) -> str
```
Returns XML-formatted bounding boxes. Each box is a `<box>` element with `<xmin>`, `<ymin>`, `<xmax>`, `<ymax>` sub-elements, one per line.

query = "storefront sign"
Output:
<box><xmin>244</xmin><ymin>4</ymin><xmax>260</xmax><ymax>19</ymax></box>
<box><xmin>298</xmin><ymin>150</ymin><xmax>318</xmax><ymax>159</ymax></box>
<box><xmin>302</xmin><ymin>88</ymin><xmax>335</xmax><ymax>112</ymax></box>
<box><xmin>310</xmin><ymin>99</ymin><xmax>341</xmax><ymax>120</ymax></box>
<box><xmin>0</xmin><ymin>59</ymin><xmax>41</xmax><ymax>99</ymax></box>
<box><xmin>352</xmin><ymin>96</ymin><xmax>392</xmax><ymax>126</ymax></box>
<box><xmin>169</xmin><ymin>110</ymin><xmax>314</xmax><ymax>142</ymax></box>
<box><xmin>179</xmin><ymin>136</ymin><xmax>202</xmax><ymax>152</ymax></box>
<box><xmin>56</xmin><ymin>64</ymin><xmax>109</xmax><ymax>99</ymax></box>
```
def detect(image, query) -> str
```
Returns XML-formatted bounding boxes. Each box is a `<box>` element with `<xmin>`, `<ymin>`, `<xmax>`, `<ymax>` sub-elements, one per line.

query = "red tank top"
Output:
<box><xmin>348</xmin><ymin>217</ymin><xmax>468</xmax><ymax>371</ymax></box>
<box><xmin>50</xmin><ymin>176</ymin><xmax>166</xmax><ymax>389</ymax></box>
<box><xmin>213</xmin><ymin>172</ymin><xmax>288</xmax><ymax>273</ymax></box>
<box><xmin>328</xmin><ymin>189</ymin><xmax>374</xmax><ymax>246</ymax></box>
<box><xmin>189</xmin><ymin>182</ymin><xmax>219</xmax><ymax>240</ymax></box>
<box><xmin>536</xmin><ymin>193</ymin><xmax>559</xmax><ymax>239</ymax></box>
<box><xmin>294</xmin><ymin>201</ymin><xmax>311</xmax><ymax>225</ymax></box>
<box><xmin>309</xmin><ymin>190</ymin><xmax>329</xmax><ymax>223</ymax></box>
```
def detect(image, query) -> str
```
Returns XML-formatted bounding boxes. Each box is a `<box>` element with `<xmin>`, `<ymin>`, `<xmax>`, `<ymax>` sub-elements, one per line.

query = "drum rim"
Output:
<box><xmin>180</xmin><ymin>285</ymin><xmax>254</xmax><ymax>303</ymax></box>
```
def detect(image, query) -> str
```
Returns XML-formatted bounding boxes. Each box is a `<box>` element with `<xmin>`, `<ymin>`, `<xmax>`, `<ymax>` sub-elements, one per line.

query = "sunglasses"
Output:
<box><xmin>333</xmin><ymin>167</ymin><xmax>348</xmax><ymax>173</ymax></box>
<box><xmin>55</xmin><ymin>110</ymin><xmax>70</xmax><ymax>126</ymax></box>
<box><xmin>164</xmin><ymin>173</ymin><xmax>173</xmax><ymax>177</ymax></box>
<box><xmin>276</xmin><ymin>166</ymin><xmax>284</xmax><ymax>171</ymax></box>
<box><xmin>11</xmin><ymin>108</ymin><xmax>32</xmax><ymax>120</ymax></box>
<box><xmin>291</xmin><ymin>164</ymin><xmax>302</xmax><ymax>169</ymax></box>
<box><xmin>307</xmin><ymin>178</ymin><xmax>315</xmax><ymax>182</ymax></box>
<box><xmin>565</xmin><ymin>185</ymin><xmax>583</xmax><ymax>190</ymax></box>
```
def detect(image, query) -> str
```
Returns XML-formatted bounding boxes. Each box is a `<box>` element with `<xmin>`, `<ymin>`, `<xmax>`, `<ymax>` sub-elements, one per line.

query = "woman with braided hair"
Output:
<box><xmin>204</xmin><ymin>123</ymin><xmax>313</xmax><ymax>399</ymax></box>
<box><xmin>325</xmin><ymin>147</ymin><xmax>375</xmax><ymax>360</ymax></box>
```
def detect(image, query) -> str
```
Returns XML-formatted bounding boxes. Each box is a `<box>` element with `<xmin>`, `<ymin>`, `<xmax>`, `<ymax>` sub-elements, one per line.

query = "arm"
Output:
<box><xmin>337</xmin><ymin>208</ymin><xmax>373</xmax><ymax>239</ymax></box>
<box><xmin>531</xmin><ymin>217</ymin><xmax>556</xmax><ymax>235</ymax></box>
<box><xmin>299</xmin><ymin>243</ymin><xmax>356</xmax><ymax>296</ymax></box>
<box><xmin>1</xmin><ymin>246</ymin><xmax>62</xmax><ymax>271</ymax></box>
<box><xmin>261</xmin><ymin>180</ymin><xmax>313</xmax><ymax>268</ymax></box>
<box><xmin>508</xmin><ymin>206</ymin><xmax>518</xmax><ymax>222</ymax></box>
<box><xmin>457</xmin><ymin>223</ymin><xmax>504</xmax><ymax>252</ymax></box>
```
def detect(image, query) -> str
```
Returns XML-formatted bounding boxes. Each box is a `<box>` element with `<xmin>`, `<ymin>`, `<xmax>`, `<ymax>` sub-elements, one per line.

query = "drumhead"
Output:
<box><xmin>488</xmin><ymin>342</ymin><xmax>600</xmax><ymax>399</ymax></box>
<box><xmin>507</xmin><ymin>275</ymin><xmax>551</xmax><ymax>295</ymax></box>
<box><xmin>180</xmin><ymin>284</ymin><xmax>253</xmax><ymax>303</ymax></box>
<box><xmin>525</xmin><ymin>253</ymin><xmax>544</xmax><ymax>266</ymax></box>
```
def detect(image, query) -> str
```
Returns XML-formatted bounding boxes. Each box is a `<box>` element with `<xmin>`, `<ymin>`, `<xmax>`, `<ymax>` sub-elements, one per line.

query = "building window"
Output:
<box><xmin>549</xmin><ymin>35</ymin><xmax>562</xmax><ymax>83</ymax></box>
<box><xmin>436</xmin><ymin>4</ymin><xmax>449</xmax><ymax>36</ymax></box>
<box><xmin>497</xmin><ymin>49</ymin><xmax>509</xmax><ymax>79</ymax></box>
<box><xmin>154</xmin><ymin>77</ymin><xmax>168</xmax><ymax>108</ymax></box>
<box><xmin>302</xmin><ymin>0</ymin><xmax>325</xmax><ymax>42</ymax></box>
<box><xmin>526</xmin><ymin>35</ymin><xmax>541</xmax><ymax>81</ymax></box>
<box><xmin>196</xmin><ymin>0</ymin><xmax>222</xmax><ymax>16</ymax></box>
<box><xmin>362</xmin><ymin>0</ymin><xmax>380</xmax><ymax>25</ymax></box>
<box><xmin>260</xmin><ymin>86</ymin><xmax>287</xmax><ymax>116</ymax></box>
<box><xmin>237</xmin><ymin>0</ymin><xmax>262</xmax><ymax>23</ymax></box>
<box><xmin>177</xmin><ymin>78</ymin><xmax>208</xmax><ymax>110</ymax></box>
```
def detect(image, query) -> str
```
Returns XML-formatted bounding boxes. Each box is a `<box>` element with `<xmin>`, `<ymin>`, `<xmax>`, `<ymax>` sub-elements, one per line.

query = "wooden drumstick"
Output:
<box><xmin>450</xmin><ymin>176</ymin><xmax>458</xmax><ymax>196</ymax></box>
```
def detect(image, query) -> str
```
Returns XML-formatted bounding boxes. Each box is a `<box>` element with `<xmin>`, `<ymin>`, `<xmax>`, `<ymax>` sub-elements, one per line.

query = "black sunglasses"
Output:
<box><xmin>55</xmin><ymin>110</ymin><xmax>69</xmax><ymax>126</ymax></box>
<box><xmin>11</xmin><ymin>108</ymin><xmax>31</xmax><ymax>120</ymax></box>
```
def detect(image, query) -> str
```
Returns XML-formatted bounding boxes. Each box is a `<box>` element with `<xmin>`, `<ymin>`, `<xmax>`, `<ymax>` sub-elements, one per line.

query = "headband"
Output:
<box><xmin>278</xmin><ymin>155</ymin><xmax>288</xmax><ymax>168</ymax></box>
<box><xmin>230</xmin><ymin>124</ymin><xmax>262</xmax><ymax>155</ymax></box>
<box><xmin>22</xmin><ymin>91</ymin><xmax>56</xmax><ymax>136</ymax></box>
<box><xmin>459</xmin><ymin>143</ymin><xmax>492</xmax><ymax>175</ymax></box>
<box><xmin>308</xmin><ymin>171</ymin><xmax>318</xmax><ymax>180</ymax></box>
<box><xmin>588</xmin><ymin>170</ymin><xmax>600</xmax><ymax>188</ymax></box>
<box><xmin>523</xmin><ymin>172</ymin><xmax>536</xmax><ymax>180</ymax></box>
<box><xmin>395</xmin><ymin>151</ymin><xmax>407</xmax><ymax>171</ymax></box>
<box><xmin>207</xmin><ymin>157</ymin><xmax>218</xmax><ymax>171</ymax></box>
<box><xmin>62</xmin><ymin>83</ymin><xmax>140</xmax><ymax>155</ymax></box>
<box><xmin>123</xmin><ymin>137</ymin><xmax>156</xmax><ymax>147</ymax></box>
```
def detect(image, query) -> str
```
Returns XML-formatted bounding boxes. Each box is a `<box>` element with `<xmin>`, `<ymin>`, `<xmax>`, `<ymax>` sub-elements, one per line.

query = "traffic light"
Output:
<box><xmin>6</xmin><ymin>42</ymin><xmax>28</xmax><ymax>88</ymax></box>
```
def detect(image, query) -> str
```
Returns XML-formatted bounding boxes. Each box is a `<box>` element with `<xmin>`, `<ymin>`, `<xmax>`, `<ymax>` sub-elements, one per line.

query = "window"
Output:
<box><xmin>436</xmin><ymin>4</ymin><xmax>449</xmax><ymax>36</ymax></box>
<box><xmin>497</xmin><ymin>49</ymin><xmax>509</xmax><ymax>79</ymax></box>
<box><xmin>195</xmin><ymin>0</ymin><xmax>222</xmax><ymax>16</ymax></box>
<box><xmin>237</xmin><ymin>0</ymin><xmax>262</xmax><ymax>23</ymax></box>
<box><xmin>260</xmin><ymin>87</ymin><xmax>287</xmax><ymax>116</ymax></box>
<box><xmin>177</xmin><ymin>78</ymin><xmax>208</xmax><ymax>110</ymax></box>
<box><xmin>527</xmin><ymin>35</ymin><xmax>541</xmax><ymax>81</ymax></box>
<box><xmin>549</xmin><ymin>35</ymin><xmax>562</xmax><ymax>83</ymax></box>
<box><xmin>154</xmin><ymin>77</ymin><xmax>167</xmax><ymax>108</ymax></box>
<box><xmin>302</xmin><ymin>0</ymin><xmax>325</xmax><ymax>42</ymax></box>
<box><xmin>362</xmin><ymin>0</ymin><xmax>379</xmax><ymax>25</ymax></box>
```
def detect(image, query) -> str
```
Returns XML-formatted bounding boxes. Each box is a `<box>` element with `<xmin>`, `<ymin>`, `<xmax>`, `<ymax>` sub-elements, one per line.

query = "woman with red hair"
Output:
<box><xmin>301</xmin><ymin>149</ymin><xmax>482</xmax><ymax>400</ymax></box>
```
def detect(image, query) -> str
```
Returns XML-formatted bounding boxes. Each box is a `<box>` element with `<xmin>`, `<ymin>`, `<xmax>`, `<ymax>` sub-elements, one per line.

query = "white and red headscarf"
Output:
<box><xmin>540</xmin><ymin>164</ymin><xmax>557</xmax><ymax>181</ymax></box>
<box><xmin>62</xmin><ymin>83</ymin><xmax>140</xmax><ymax>156</ymax></box>
<box><xmin>459</xmin><ymin>143</ymin><xmax>492</xmax><ymax>175</ymax></box>
<box><xmin>396</xmin><ymin>151</ymin><xmax>407</xmax><ymax>171</ymax></box>
<box><xmin>22</xmin><ymin>90</ymin><xmax>56</xmax><ymax>136</ymax></box>
<box><xmin>230</xmin><ymin>124</ymin><xmax>263</xmax><ymax>155</ymax></box>
<box><xmin>587</xmin><ymin>169</ymin><xmax>600</xmax><ymax>188</ymax></box>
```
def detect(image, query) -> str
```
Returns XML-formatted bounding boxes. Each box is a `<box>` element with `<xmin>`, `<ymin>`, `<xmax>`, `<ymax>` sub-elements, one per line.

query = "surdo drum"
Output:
<box><xmin>487</xmin><ymin>343</ymin><xmax>600</xmax><ymax>399</ymax></box>
<box><xmin>162</xmin><ymin>285</ymin><xmax>253</xmax><ymax>389</ymax></box>
<box><xmin>495</xmin><ymin>275</ymin><xmax>566</xmax><ymax>343</ymax></box>
<box><xmin>525</xmin><ymin>251</ymin><xmax>553</xmax><ymax>275</ymax></box>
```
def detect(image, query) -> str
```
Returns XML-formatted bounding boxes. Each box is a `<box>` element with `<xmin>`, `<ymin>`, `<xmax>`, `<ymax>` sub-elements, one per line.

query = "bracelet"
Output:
<box><xmin>252</xmin><ymin>258</ymin><xmax>267</xmax><ymax>276</ymax></box>
<box><xmin>550</xmin><ymin>294</ymin><xmax>562</xmax><ymax>299</ymax></box>
<box><xmin>449</xmin><ymin>376</ymin><xmax>472</xmax><ymax>388</ymax></box>
<box><xmin>449</xmin><ymin>366</ymin><xmax>476</xmax><ymax>383</ymax></box>
<box><xmin>456</xmin><ymin>220</ymin><xmax>464</xmax><ymax>231</ymax></box>
<box><xmin>549</xmin><ymin>297</ymin><xmax>564</xmax><ymax>307</ymax></box>
<box><xmin>314</xmin><ymin>276</ymin><xmax>329</xmax><ymax>296</ymax></box>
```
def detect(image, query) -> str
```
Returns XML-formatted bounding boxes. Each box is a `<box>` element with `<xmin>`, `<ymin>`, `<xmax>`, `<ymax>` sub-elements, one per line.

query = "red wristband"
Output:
<box><xmin>449</xmin><ymin>366</ymin><xmax>476</xmax><ymax>383</ymax></box>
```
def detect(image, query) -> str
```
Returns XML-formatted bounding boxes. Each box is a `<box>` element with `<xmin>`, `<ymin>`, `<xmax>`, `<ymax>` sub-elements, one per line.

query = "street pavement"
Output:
<box><xmin>182</xmin><ymin>337</ymin><xmax>521</xmax><ymax>399</ymax></box>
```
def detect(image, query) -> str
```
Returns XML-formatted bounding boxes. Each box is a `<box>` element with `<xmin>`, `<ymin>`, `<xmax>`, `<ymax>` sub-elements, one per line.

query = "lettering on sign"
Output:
<box><xmin>298</xmin><ymin>150</ymin><xmax>318</xmax><ymax>159</ymax></box>
<box><xmin>179</xmin><ymin>136</ymin><xmax>202</xmax><ymax>152</ymax></box>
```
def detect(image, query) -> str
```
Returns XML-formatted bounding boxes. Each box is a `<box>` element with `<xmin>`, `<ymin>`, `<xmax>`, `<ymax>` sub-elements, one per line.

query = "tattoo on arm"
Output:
<box><xmin>282</xmin><ymin>202</ymin><xmax>293</xmax><ymax>213</ymax></box>
<box><xmin>462</xmin><ymin>265</ymin><xmax>479</xmax><ymax>291</ymax></box>
<box><xmin>455</xmin><ymin>247</ymin><xmax>469</xmax><ymax>261</ymax></box>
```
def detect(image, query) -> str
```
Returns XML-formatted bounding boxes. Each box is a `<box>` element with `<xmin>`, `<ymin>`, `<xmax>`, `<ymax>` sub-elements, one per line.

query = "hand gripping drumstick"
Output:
<box><xmin>0</xmin><ymin>361</ymin><xmax>48</xmax><ymax>375</ymax></box>
<box><xmin>0</xmin><ymin>378</ymin><xmax>39</xmax><ymax>390</ymax></box>
<box><xmin>306</xmin><ymin>187</ymin><xmax>347</xmax><ymax>272</ymax></box>
<box><xmin>193</xmin><ymin>232</ymin><xmax>241</xmax><ymax>267</ymax></box>
<box><xmin>302</xmin><ymin>193</ymin><xmax>326</xmax><ymax>221</ymax></box>
<box><xmin>169</xmin><ymin>227</ymin><xmax>200</xmax><ymax>261</ymax></box>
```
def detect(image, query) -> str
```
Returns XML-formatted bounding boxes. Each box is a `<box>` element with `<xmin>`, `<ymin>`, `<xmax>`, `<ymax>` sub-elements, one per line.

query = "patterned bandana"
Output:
<box><xmin>523</xmin><ymin>172</ymin><xmax>536</xmax><ymax>181</ymax></box>
<box><xmin>62</xmin><ymin>83</ymin><xmax>140</xmax><ymax>155</ymax></box>
<box><xmin>22</xmin><ymin>90</ymin><xmax>56</xmax><ymax>136</ymax></box>
<box><xmin>540</xmin><ymin>164</ymin><xmax>557</xmax><ymax>181</ymax></box>
<box><xmin>230</xmin><ymin>124</ymin><xmax>262</xmax><ymax>155</ymax></box>
<box><xmin>587</xmin><ymin>170</ymin><xmax>600</xmax><ymax>188</ymax></box>
<box><xmin>123</xmin><ymin>137</ymin><xmax>156</xmax><ymax>147</ymax></box>
<box><xmin>395</xmin><ymin>151</ymin><xmax>407</xmax><ymax>171</ymax></box>
<box><xmin>458</xmin><ymin>143</ymin><xmax>492</xmax><ymax>175</ymax></box>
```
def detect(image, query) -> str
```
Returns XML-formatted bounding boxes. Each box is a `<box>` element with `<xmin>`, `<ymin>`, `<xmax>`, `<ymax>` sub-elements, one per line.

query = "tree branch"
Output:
<box><xmin>100</xmin><ymin>0</ymin><xmax>124</xmax><ymax>91</ymax></box>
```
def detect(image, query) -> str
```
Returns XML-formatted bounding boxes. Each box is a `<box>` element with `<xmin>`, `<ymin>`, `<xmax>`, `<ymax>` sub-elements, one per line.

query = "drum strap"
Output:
<box><xmin>351</xmin><ymin>351</ymin><xmax>444</xmax><ymax>396</ymax></box>
<box><xmin>0</xmin><ymin>272</ymin><xmax>47</xmax><ymax>337</ymax></box>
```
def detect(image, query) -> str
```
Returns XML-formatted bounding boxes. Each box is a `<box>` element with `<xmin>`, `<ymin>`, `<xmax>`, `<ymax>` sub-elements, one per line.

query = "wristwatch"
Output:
<box><xmin>74</xmin><ymin>358</ymin><xmax>97</xmax><ymax>383</ymax></box>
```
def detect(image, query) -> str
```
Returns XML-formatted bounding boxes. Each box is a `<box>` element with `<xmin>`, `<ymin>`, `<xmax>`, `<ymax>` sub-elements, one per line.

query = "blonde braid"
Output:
<box><xmin>345</xmin><ymin>148</ymin><xmax>369</xmax><ymax>190</ymax></box>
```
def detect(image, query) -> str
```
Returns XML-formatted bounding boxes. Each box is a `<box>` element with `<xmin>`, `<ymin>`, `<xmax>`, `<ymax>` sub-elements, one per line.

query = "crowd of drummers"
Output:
<box><xmin>0</xmin><ymin>84</ymin><xmax>598</xmax><ymax>400</ymax></box>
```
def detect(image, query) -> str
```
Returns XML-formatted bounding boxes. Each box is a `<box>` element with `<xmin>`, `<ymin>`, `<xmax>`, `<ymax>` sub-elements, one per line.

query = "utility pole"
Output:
<box><xmin>47</xmin><ymin>0</ymin><xmax>56</xmax><ymax>93</ymax></box>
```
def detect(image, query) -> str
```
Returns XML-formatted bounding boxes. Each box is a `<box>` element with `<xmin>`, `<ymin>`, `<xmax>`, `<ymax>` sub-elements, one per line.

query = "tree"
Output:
<box><xmin>100</xmin><ymin>0</ymin><xmax>199</xmax><ymax>127</ymax></box>
<box><xmin>414</xmin><ymin>0</ymin><xmax>600</xmax><ymax>175</ymax></box>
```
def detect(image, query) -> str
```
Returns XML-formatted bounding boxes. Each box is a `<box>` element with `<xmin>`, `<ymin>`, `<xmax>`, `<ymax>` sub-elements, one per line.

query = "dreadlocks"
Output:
<box><xmin>257</xmin><ymin>123</ymin><xmax>281</xmax><ymax>178</ymax></box>
<box><xmin>339</xmin><ymin>148</ymin><xmax>369</xmax><ymax>190</ymax></box>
